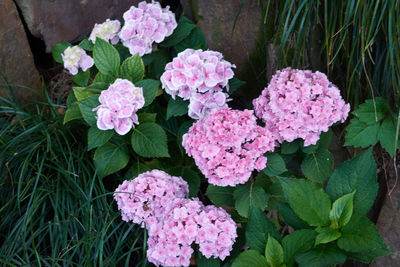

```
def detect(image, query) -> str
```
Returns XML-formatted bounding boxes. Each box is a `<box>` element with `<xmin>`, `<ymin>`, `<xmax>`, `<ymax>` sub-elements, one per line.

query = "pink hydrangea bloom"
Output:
<box><xmin>62</xmin><ymin>46</ymin><xmax>94</xmax><ymax>75</ymax></box>
<box><xmin>182</xmin><ymin>107</ymin><xmax>276</xmax><ymax>186</ymax></box>
<box><xmin>119</xmin><ymin>1</ymin><xmax>177</xmax><ymax>56</ymax></box>
<box><xmin>161</xmin><ymin>49</ymin><xmax>235</xmax><ymax>119</ymax></box>
<box><xmin>93</xmin><ymin>79</ymin><xmax>145</xmax><ymax>135</ymax></box>
<box><xmin>147</xmin><ymin>198</ymin><xmax>237</xmax><ymax>266</ymax></box>
<box><xmin>114</xmin><ymin>170</ymin><xmax>189</xmax><ymax>227</ymax></box>
<box><xmin>89</xmin><ymin>19</ymin><xmax>121</xmax><ymax>44</ymax></box>
<box><xmin>253</xmin><ymin>68</ymin><xmax>350</xmax><ymax>146</ymax></box>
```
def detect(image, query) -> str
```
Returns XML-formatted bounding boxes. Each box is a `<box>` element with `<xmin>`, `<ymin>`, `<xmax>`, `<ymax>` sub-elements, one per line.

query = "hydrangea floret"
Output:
<box><xmin>161</xmin><ymin>49</ymin><xmax>235</xmax><ymax>119</ymax></box>
<box><xmin>182</xmin><ymin>107</ymin><xmax>276</xmax><ymax>186</ymax></box>
<box><xmin>62</xmin><ymin>45</ymin><xmax>94</xmax><ymax>75</ymax></box>
<box><xmin>93</xmin><ymin>78</ymin><xmax>145</xmax><ymax>135</ymax></box>
<box><xmin>119</xmin><ymin>1</ymin><xmax>177</xmax><ymax>56</ymax></box>
<box><xmin>89</xmin><ymin>19</ymin><xmax>121</xmax><ymax>44</ymax></box>
<box><xmin>253</xmin><ymin>67</ymin><xmax>350</xmax><ymax>146</ymax></box>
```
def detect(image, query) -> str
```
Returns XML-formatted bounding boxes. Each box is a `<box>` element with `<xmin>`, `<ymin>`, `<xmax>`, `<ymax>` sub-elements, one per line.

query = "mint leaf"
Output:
<box><xmin>301</xmin><ymin>148</ymin><xmax>333</xmax><ymax>183</ymax></box>
<box><xmin>120</xmin><ymin>54</ymin><xmax>144</xmax><ymax>83</ymax></box>
<box><xmin>131</xmin><ymin>122</ymin><xmax>169</xmax><ymax>158</ymax></box>
<box><xmin>234</xmin><ymin>184</ymin><xmax>268</xmax><ymax>218</ymax></box>
<box><xmin>93</xmin><ymin>38</ymin><xmax>120</xmax><ymax>76</ymax></box>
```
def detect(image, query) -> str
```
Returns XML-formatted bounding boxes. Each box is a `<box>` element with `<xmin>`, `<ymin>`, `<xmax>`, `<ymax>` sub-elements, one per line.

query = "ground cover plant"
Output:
<box><xmin>1</xmin><ymin>0</ymin><xmax>399</xmax><ymax>266</ymax></box>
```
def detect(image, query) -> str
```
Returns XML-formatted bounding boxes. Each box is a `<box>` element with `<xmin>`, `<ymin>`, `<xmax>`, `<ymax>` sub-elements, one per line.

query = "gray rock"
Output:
<box><xmin>0</xmin><ymin>0</ymin><xmax>42</xmax><ymax>102</ymax></box>
<box><xmin>15</xmin><ymin>0</ymin><xmax>142</xmax><ymax>52</ymax></box>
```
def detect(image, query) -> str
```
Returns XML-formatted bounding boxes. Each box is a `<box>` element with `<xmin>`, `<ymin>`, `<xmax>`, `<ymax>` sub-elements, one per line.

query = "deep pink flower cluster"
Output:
<box><xmin>62</xmin><ymin>46</ymin><xmax>94</xmax><ymax>75</ymax></box>
<box><xmin>160</xmin><ymin>49</ymin><xmax>235</xmax><ymax>119</ymax></box>
<box><xmin>182</xmin><ymin>107</ymin><xmax>276</xmax><ymax>186</ymax></box>
<box><xmin>253</xmin><ymin>68</ymin><xmax>350</xmax><ymax>146</ymax></box>
<box><xmin>114</xmin><ymin>170</ymin><xmax>237</xmax><ymax>267</ymax></box>
<box><xmin>119</xmin><ymin>1</ymin><xmax>177</xmax><ymax>56</ymax></box>
<box><xmin>93</xmin><ymin>79</ymin><xmax>145</xmax><ymax>135</ymax></box>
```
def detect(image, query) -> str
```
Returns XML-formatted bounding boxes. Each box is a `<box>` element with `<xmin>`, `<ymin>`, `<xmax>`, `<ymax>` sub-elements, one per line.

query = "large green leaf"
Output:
<box><xmin>93</xmin><ymin>38</ymin><xmax>120</xmax><ymax>76</ymax></box>
<box><xmin>206</xmin><ymin>185</ymin><xmax>235</xmax><ymax>207</ymax></box>
<box><xmin>124</xmin><ymin>160</ymin><xmax>151</xmax><ymax>179</ymax></box>
<box><xmin>315</xmin><ymin>227</ymin><xmax>341</xmax><ymax>245</ymax></box>
<box><xmin>228</xmin><ymin>78</ymin><xmax>246</xmax><ymax>95</ymax></box>
<box><xmin>278</xmin><ymin>203</ymin><xmax>310</xmax><ymax>230</ymax></box>
<box><xmin>167</xmin><ymin>167</ymin><xmax>201</xmax><ymax>198</ymax></box>
<box><xmin>282</xmin><ymin>229</ymin><xmax>317</xmax><ymax>267</ymax></box>
<box><xmin>232</xmin><ymin>250</ymin><xmax>268</xmax><ymax>267</ymax></box>
<box><xmin>347</xmin><ymin>246</ymin><xmax>393</xmax><ymax>263</ymax></box>
<box><xmin>265</xmin><ymin>235</ymin><xmax>284</xmax><ymax>267</ymax></box>
<box><xmin>295</xmin><ymin>244</ymin><xmax>346</xmax><ymax>267</ymax></box>
<box><xmin>198</xmin><ymin>252</ymin><xmax>220</xmax><ymax>267</ymax></box>
<box><xmin>120</xmin><ymin>54</ymin><xmax>144</xmax><ymax>83</ymax></box>
<box><xmin>279</xmin><ymin>177</ymin><xmax>331</xmax><ymax>227</ymax></box>
<box><xmin>344</xmin><ymin>118</ymin><xmax>379</xmax><ymax>148</ymax></box>
<box><xmin>73</xmin><ymin>86</ymin><xmax>94</xmax><ymax>101</ymax></box>
<box><xmin>233</xmin><ymin>184</ymin><xmax>268</xmax><ymax>218</ymax></box>
<box><xmin>87</xmin><ymin>126</ymin><xmax>113</xmax><ymax>151</ymax></box>
<box><xmin>131</xmin><ymin>122</ymin><xmax>169</xmax><ymax>158</ymax></box>
<box><xmin>135</xmin><ymin>79</ymin><xmax>160</xmax><ymax>107</ymax></box>
<box><xmin>352</xmin><ymin>97</ymin><xmax>388</xmax><ymax>125</ymax></box>
<box><xmin>263</xmin><ymin>153</ymin><xmax>287</xmax><ymax>176</ymax></box>
<box><xmin>52</xmin><ymin>42</ymin><xmax>71</xmax><ymax>63</ymax></box>
<box><xmin>301</xmin><ymin>148</ymin><xmax>333</xmax><ymax>183</ymax></box>
<box><xmin>174</xmin><ymin>27</ymin><xmax>207</xmax><ymax>53</ymax></box>
<box><xmin>281</xmin><ymin>140</ymin><xmax>300</xmax><ymax>154</ymax></box>
<box><xmin>329</xmin><ymin>191</ymin><xmax>355</xmax><ymax>229</ymax></box>
<box><xmin>93</xmin><ymin>143</ymin><xmax>129</xmax><ymax>177</ymax></box>
<box><xmin>160</xmin><ymin>15</ymin><xmax>196</xmax><ymax>47</ymax></box>
<box><xmin>166</xmin><ymin>97</ymin><xmax>189</xmax><ymax>119</ymax></box>
<box><xmin>78</xmin><ymin>38</ymin><xmax>93</xmax><ymax>51</ymax></box>
<box><xmin>326</xmin><ymin>148</ymin><xmax>378</xmax><ymax>215</ymax></box>
<box><xmin>245</xmin><ymin>206</ymin><xmax>281</xmax><ymax>254</ymax></box>
<box><xmin>78</xmin><ymin>95</ymin><xmax>100</xmax><ymax>126</ymax></box>
<box><xmin>378</xmin><ymin>116</ymin><xmax>398</xmax><ymax>157</ymax></box>
<box><xmin>72</xmin><ymin>69</ymin><xmax>90</xmax><ymax>86</ymax></box>
<box><xmin>63</xmin><ymin>94</ymin><xmax>82</xmax><ymax>124</ymax></box>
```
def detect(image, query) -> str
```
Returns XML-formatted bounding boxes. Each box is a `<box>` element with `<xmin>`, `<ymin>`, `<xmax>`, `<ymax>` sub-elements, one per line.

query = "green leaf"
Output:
<box><xmin>279</xmin><ymin>177</ymin><xmax>331</xmax><ymax>227</ymax></box>
<box><xmin>352</xmin><ymin>97</ymin><xmax>388</xmax><ymax>125</ymax></box>
<box><xmin>114</xmin><ymin>43</ymin><xmax>131</xmax><ymax>62</ymax></box>
<box><xmin>174</xmin><ymin>27</ymin><xmax>207</xmax><ymax>53</ymax></box>
<box><xmin>72</xmin><ymin>69</ymin><xmax>90</xmax><ymax>86</ymax></box>
<box><xmin>87</xmin><ymin>82</ymin><xmax>110</xmax><ymax>91</ymax></box>
<box><xmin>234</xmin><ymin>184</ymin><xmax>268</xmax><ymax>218</ymax></box>
<box><xmin>87</xmin><ymin>127</ymin><xmax>113</xmax><ymax>150</ymax></box>
<box><xmin>344</xmin><ymin>118</ymin><xmax>380</xmax><ymax>148</ymax></box>
<box><xmin>281</xmin><ymin>140</ymin><xmax>300</xmax><ymax>154</ymax></box>
<box><xmin>120</xmin><ymin>54</ymin><xmax>144</xmax><ymax>83</ymax></box>
<box><xmin>246</xmin><ymin>206</ymin><xmax>281</xmax><ymax>254</ymax></box>
<box><xmin>124</xmin><ymin>161</ymin><xmax>151</xmax><ymax>179</ymax></box>
<box><xmin>255</xmin><ymin>174</ymin><xmax>284</xmax><ymax>210</ymax></box>
<box><xmin>326</xmin><ymin>148</ymin><xmax>378</xmax><ymax>215</ymax></box>
<box><xmin>131</xmin><ymin>122</ymin><xmax>169</xmax><ymax>157</ymax></box>
<box><xmin>301</xmin><ymin>148</ymin><xmax>333</xmax><ymax>183</ymax></box>
<box><xmin>379</xmin><ymin>116</ymin><xmax>397</xmax><ymax>157</ymax></box>
<box><xmin>278</xmin><ymin>203</ymin><xmax>310</xmax><ymax>230</ymax></box>
<box><xmin>337</xmin><ymin>215</ymin><xmax>387</xmax><ymax>253</ymax></box>
<box><xmin>135</xmin><ymin>79</ymin><xmax>160</xmax><ymax>107</ymax></box>
<box><xmin>228</xmin><ymin>78</ymin><xmax>246</xmax><ymax>95</ymax></box>
<box><xmin>282</xmin><ymin>229</ymin><xmax>317</xmax><ymax>267</ymax></box>
<box><xmin>168</xmin><ymin>167</ymin><xmax>201</xmax><ymax>198</ymax></box>
<box><xmin>301</xmin><ymin>130</ymin><xmax>333</xmax><ymax>154</ymax></box>
<box><xmin>78</xmin><ymin>38</ymin><xmax>93</xmax><ymax>51</ymax></box>
<box><xmin>347</xmin><ymin>246</ymin><xmax>393</xmax><ymax>263</ymax></box>
<box><xmin>93</xmin><ymin>72</ymin><xmax>115</xmax><ymax>84</ymax></box>
<box><xmin>198</xmin><ymin>251</ymin><xmax>220</xmax><ymax>267</ymax></box>
<box><xmin>160</xmin><ymin>15</ymin><xmax>196</xmax><ymax>47</ymax></box>
<box><xmin>93</xmin><ymin>143</ymin><xmax>129</xmax><ymax>177</ymax></box>
<box><xmin>52</xmin><ymin>42</ymin><xmax>71</xmax><ymax>63</ymax></box>
<box><xmin>263</xmin><ymin>153</ymin><xmax>287</xmax><ymax>176</ymax></box>
<box><xmin>265</xmin><ymin>235</ymin><xmax>284</xmax><ymax>267</ymax></box>
<box><xmin>295</xmin><ymin>244</ymin><xmax>346</xmax><ymax>267</ymax></box>
<box><xmin>329</xmin><ymin>191</ymin><xmax>355</xmax><ymax>229</ymax></box>
<box><xmin>73</xmin><ymin>87</ymin><xmax>94</xmax><ymax>101</ymax></box>
<box><xmin>232</xmin><ymin>250</ymin><xmax>268</xmax><ymax>267</ymax></box>
<box><xmin>93</xmin><ymin>37</ymin><xmax>120</xmax><ymax>76</ymax></box>
<box><xmin>63</xmin><ymin>104</ymin><xmax>82</xmax><ymax>124</ymax></box>
<box><xmin>315</xmin><ymin>227</ymin><xmax>341</xmax><ymax>245</ymax></box>
<box><xmin>166</xmin><ymin>97</ymin><xmax>189</xmax><ymax>120</ymax></box>
<box><xmin>206</xmin><ymin>185</ymin><xmax>235</xmax><ymax>207</ymax></box>
<box><xmin>138</xmin><ymin>113</ymin><xmax>156</xmax><ymax>123</ymax></box>
<box><xmin>78</xmin><ymin>95</ymin><xmax>100</xmax><ymax>126</ymax></box>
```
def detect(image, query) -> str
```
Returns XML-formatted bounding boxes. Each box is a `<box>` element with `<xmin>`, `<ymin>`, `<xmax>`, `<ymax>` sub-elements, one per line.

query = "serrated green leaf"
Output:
<box><xmin>234</xmin><ymin>184</ymin><xmax>268</xmax><ymax>218</ymax></box>
<box><xmin>160</xmin><ymin>15</ymin><xmax>196</xmax><ymax>47</ymax></box>
<box><xmin>379</xmin><ymin>116</ymin><xmax>397</xmax><ymax>157</ymax></box>
<box><xmin>93</xmin><ymin>72</ymin><xmax>115</xmax><ymax>84</ymax></box>
<box><xmin>344</xmin><ymin>118</ymin><xmax>380</xmax><ymax>148</ymax></box>
<box><xmin>326</xmin><ymin>148</ymin><xmax>377</xmax><ymax>215</ymax></box>
<box><xmin>78</xmin><ymin>95</ymin><xmax>100</xmax><ymax>126</ymax></box>
<box><xmin>228</xmin><ymin>78</ymin><xmax>246</xmax><ymax>95</ymax></box>
<box><xmin>246</xmin><ymin>206</ymin><xmax>281</xmax><ymax>254</ymax></box>
<box><xmin>265</xmin><ymin>235</ymin><xmax>284</xmax><ymax>267</ymax></box>
<box><xmin>72</xmin><ymin>69</ymin><xmax>90</xmax><ymax>86</ymax></box>
<box><xmin>166</xmin><ymin>97</ymin><xmax>189</xmax><ymax>119</ymax></box>
<box><xmin>124</xmin><ymin>161</ymin><xmax>151</xmax><ymax>179</ymax></box>
<box><xmin>135</xmin><ymin>79</ymin><xmax>160</xmax><ymax>107</ymax></box>
<box><xmin>73</xmin><ymin>87</ymin><xmax>94</xmax><ymax>101</ymax></box>
<box><xmin>263</xmin><ymin>153</ymin><xmax>287</xmax><ymax>176</ymax></box>
<box><xmin>52</xmin><ymin>42</ymin><xmax>71</xmax><ymax>63</ymax></box>
<box><xmin>87</xmin><ymin>82</ymin><xmax>109</xmax><ymax>91</ymax></box>
<box><xmin>279</xmin><ymin>178</ymin><xmax>331</xmax><ymax>227</ymax></box>
<box><xmin>174</xmin><ymin>27</ymin><xmax>207</xmax><ymax>53</ymax></box>
<box><xmin>131</xmin><ymin>122</ymin><xmax>169</xmax><ymax>157</ymax></box>
<box><xmin>278</xmin><ymin>203</ymin><xmax>310</xmax><ymax>230</ymax></box>
<box><xmin>93</xmin><ymin>38</ymin><xmax>120</xmax><ymax>76</ymax></box>
<box><xmin>120</xmin><ymin>54</ymin><xmax>144</xmax><ymax>83</ymax></box>
<box><xmin>295</xmin><ymin>244</ymin><xmax>346</xmax><ymax>267</ymax></box>
<box><xmin>282</xmin><ymin>229</ymin><xmax>317</xmax><ymax>267</ymax></box>
<box><xmin>87</xmin><ymin>126</ymin><xmax>113</xmax><ymax>150</ymax></box>
<box><xmin>352</xmin><ymin>97</ymin><xmax>388</xmax><ymax>125</ymax></box>
<box><xmin>337</xmin><ymin>215</ymin><xmax>387</xmax><ymax>253</ymax></box>
<box><xmin>232</xmin><ymin>250</ymin><xmax>269</xmax><ymax>267</ymax></box>
<box><xmin>63</xmin><ymin>104</ymin><xmax>82</xmax><ymax>124</ymax></box>
<box><xmin>301</xmin><ymin>148</ymin><xmax>333</xmax><ymax>183</ymax></box>
<box><xmin>138</xmin><ymin>113</ymin><xmax>156</xmax><ymax>123</ymax></box>
<box><xmin>78</xmin><ymin>38</ymin><xmax>93</xmax><ymax>51</ymax></box>
<box><xmin>315</xmin><ymin>227</ymin><xmax>341</xmax><ymax>245</ymax></box>
<box><xmin>329</xmin><ymin>191</ymin><xmax>355</xmax><ymax>229</ymax></box>
<box><xmin>93</xmin><ymin>143</ymin><xmax>129</xmax><ymax>177</ymax></box>
<box><xmin>206</xmin><ymin>185</ymin><xmax>235</xmax><ymax>207</ymax></box>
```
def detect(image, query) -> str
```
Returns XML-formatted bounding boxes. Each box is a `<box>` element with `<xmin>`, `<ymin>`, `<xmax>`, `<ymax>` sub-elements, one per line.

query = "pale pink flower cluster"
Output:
<box><xmin>93</xmin><ymin>79</ymin><xmax>145</xmax><ymax>135</ymax></box>
<box><xmin>161</xmin><ymin>49</ymin><xmax>235</xmax><ymax>119</ymax></box>
<box><xmin>89</xmin><ymin>19</ymin><xmax>121</xmax><ymax>44</ymax></box>
<box><xmin>62</xmin><ymin>46</ymin><xmax>94</xmax><ymax>75</ymax></box>
<box><xmin>114</xmin><ymin>170</ymin><xmax>189</xmax><ymax>226</ymax></box>
<box><xmin>119</xmin><ymin>1</ymin><xmax>177</xmax><ymax>56</ymax></box>
<box><xmin>147</xmin><ymin>198</ymin><xmax>237</xmax><ymax>266</ymax></box>
<box><xmin>253</xmin><ymin>68</ymin><xmax>350</xmax><ymax>146</ymax></box>
<box><xmin>182</xmin><ymin>107</ymin><xmax>276</xmax><ymax>186</ymax></box>
<box><xmin>114</xmin><ymin>170</ymin><xmax>237</xmax><ymax>267</ymax></box>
